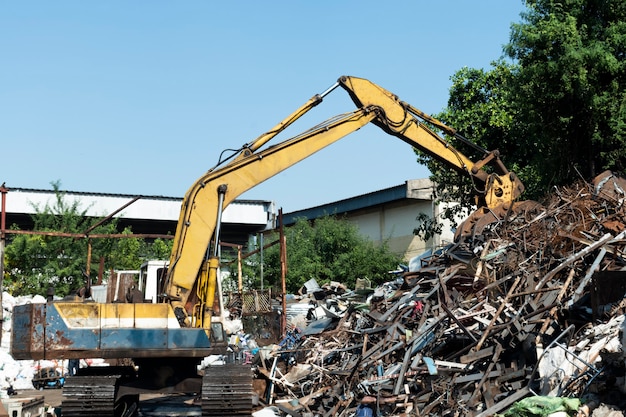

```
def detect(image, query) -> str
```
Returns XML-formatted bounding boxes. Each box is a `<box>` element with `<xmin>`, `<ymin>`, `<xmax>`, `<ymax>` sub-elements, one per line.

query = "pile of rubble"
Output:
<box><xmin>254</xmin><ymin>171</ymin><xmax>626</xmax><ymax>416</ymax></box>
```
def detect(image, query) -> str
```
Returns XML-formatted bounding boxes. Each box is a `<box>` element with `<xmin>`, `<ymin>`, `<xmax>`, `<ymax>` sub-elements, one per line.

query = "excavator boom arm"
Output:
<box><xmin>165</xmin><ymin>108</ymin><xmax>378</xmax><ymax>313</ymax></box>
<box><xmin>164</xmin><ymin>76</ymin><xmax>525</xmax><ymax>320</ymax></box>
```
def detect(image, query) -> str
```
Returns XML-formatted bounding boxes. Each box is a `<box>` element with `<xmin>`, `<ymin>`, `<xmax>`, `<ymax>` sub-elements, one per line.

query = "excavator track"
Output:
<box><xmin>61</xmin><ymin>368</ymin><xmax>138</xmax><ymax>417</ymax></box>
<box><xmin>201</xmin><ymin>364</ymin><xmax>254</xmax><ymax>416</ymax></box>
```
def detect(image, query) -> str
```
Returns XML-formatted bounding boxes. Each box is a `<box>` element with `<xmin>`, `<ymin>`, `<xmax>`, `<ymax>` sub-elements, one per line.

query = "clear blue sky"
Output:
<box><xmin>1</xmin><ymin>1</ymin><xmax>526</xmax><ymax>213</ymax></box>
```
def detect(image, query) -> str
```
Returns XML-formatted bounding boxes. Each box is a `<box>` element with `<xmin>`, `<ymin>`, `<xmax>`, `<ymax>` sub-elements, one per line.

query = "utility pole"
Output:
<box><xmin>0</xmin><ymin>183</ymin><xmax>9</xmax><ymax>346</ymax></box>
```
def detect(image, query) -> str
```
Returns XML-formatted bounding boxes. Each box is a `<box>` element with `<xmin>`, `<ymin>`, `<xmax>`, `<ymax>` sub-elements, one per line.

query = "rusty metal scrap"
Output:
<box><xmin>254</xmin><ymin>170</ymin><xmax>626</xmax><ymax>416</ymax></box>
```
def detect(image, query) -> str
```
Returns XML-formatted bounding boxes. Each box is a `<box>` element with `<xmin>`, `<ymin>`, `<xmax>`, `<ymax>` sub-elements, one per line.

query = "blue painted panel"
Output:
<box><xmin>101</xmin><ymin>329</ymin><xmax>168</xmax><ymax>349</ymax></box>
<box><xmin>168</xmin><ymin>328</ymin><xmax>211</xmax><ymax>349</ymax></box>
<box><xmin>11</xmin><ymin>304</ymin><xmax>46</xmax><ymax>358</ymax></box>
<box><xmin>45</xmin><ymin>304</ymin><xmax>100</xmax><ymax>351</ymax></box>
<box><xmin>11</xmin><ymin>303</ymin><xmax>214</xmax><ymax>358</ymax></box>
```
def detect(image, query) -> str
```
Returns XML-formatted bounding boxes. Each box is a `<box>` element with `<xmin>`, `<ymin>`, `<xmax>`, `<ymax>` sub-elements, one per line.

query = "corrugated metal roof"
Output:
<box><xmin>4</xmin><ymin>187</ymin><xmax>274</xmax><ymax>226</ymax></box>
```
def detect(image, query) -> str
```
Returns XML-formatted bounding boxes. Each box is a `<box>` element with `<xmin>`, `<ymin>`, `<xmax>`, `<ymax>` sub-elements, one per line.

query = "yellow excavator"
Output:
<box><xmin>11</xmin><ymin>76</ymin><xmax>525</xmax><ymax>416</ymax></box>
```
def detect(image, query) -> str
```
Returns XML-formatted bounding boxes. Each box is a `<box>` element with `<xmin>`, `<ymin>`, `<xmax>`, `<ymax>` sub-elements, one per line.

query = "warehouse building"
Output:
<box><xmin>1</xmin><ymin>178</ymin><xmax>454</xmax><ymax>261</ymax></box>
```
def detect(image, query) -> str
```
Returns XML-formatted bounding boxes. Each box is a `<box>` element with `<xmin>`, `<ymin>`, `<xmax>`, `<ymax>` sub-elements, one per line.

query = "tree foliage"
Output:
<box><xmin>5</xmin><ymin>181</ymin><xmax>114</xmax><ymax>296</ymax></box>
<box><xmin>417</xmin><ymin>61</ymin><xmax>532</xmax><ymax>224</ymax></box>
<box><xmin>507</xmin><ymin>0</ymin><xmax>626</xmax><ymax>185</ymax></box>
<box><xmin>418</xmin><ymin>0</ymin><xmax>626</xmax><ymax>226</ymax></box>
<box><xmin>4</xmin><ymin>181</ymin><xmax>173</xmax><ymax>297</ymax></box>
<box><xmin>108</xmin><ymin>230</ymin><xmax>173</xmax><ymax>271</ymax></box>
<box><xmin>243</xmin><ymin>216</ymin><xmax>403</xmax><ymax>293</ymax></box>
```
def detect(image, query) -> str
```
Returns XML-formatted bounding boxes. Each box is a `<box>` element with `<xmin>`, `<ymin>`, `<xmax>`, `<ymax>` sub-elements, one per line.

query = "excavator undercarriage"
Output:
<box><xmin>60</xmin><ymin>362</ymin><xmax>255</xmax><ymax>417</ymax></box>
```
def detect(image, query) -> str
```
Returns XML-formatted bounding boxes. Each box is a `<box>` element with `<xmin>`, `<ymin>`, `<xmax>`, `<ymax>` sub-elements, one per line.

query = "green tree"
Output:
<box><xmin>419</xmin><ymin>0</ymin><xmax>626</xmax><ymax>228</ymax></box>
<box><xmin>107</xmin><ymin>228</ymin><xmax>143</xmax><ymax>270</ymax></box>
<box><xmin>4</xmin><ymin>181</ymin><xmax>173</xmax><ymax>297</ymax></box>
<box><xmin>5</xmin><ymin>181</ymin><xmax>118</xmax><ymax>296</ymax></box>
<box><xmin>258</xmin><ymin>215</ymin><xmax>403</xmax><ymax>293</ymax></box>
<box><xmin>108</xmin><ymin>231</ymin><xmax>173</xmax><ymax>270</ymax></box>
<box><xmin>417</xmin><ymin>61</ymin><xmax>537</xmax><ymax>225</ymax></box>
<box><xmin>506</xmin><ymin>0</ymin><xmax>626</xmax><ymax>186</ymax></box>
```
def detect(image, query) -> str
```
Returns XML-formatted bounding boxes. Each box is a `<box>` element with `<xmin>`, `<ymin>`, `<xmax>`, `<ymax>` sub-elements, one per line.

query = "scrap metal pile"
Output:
<box><xmin>254</xmin><ymin>171</ymin><xmax>626</xmax><ymax>417</ymax></box>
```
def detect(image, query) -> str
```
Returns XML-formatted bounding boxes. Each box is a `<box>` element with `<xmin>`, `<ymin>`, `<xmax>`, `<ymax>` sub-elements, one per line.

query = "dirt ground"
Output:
<box><xmin>16</xmin><ymin>388</ymin><xmax>62</xmax><ymax>407</ymax></box>
<box><xmin>12</xmin><ymin>388</ymin><xmax>199</xmax><ymax>416</ymax></box>
<box><xmin>8</xmin><ymin>388</ymin><xmax>626</xmax><ymax>417</ymax></box>
<box><xmin>0</xmin><ymin>389</ymin><xmax>59</xmax><ymax>417</ymax></box>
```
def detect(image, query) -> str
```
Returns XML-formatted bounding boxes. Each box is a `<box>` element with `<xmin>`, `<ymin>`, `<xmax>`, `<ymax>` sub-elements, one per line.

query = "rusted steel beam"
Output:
<box><xmin>474</xmin><ymin>276</ymin><xmax>522</xmax><ymax>351</ymax></box>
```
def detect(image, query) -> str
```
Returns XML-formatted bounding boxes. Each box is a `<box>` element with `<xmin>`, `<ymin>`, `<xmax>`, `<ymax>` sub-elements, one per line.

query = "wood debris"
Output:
<box><xmin>252</xmin><ymin>170</ymin><xmax>626</xmax><ymax>416</ymax></box>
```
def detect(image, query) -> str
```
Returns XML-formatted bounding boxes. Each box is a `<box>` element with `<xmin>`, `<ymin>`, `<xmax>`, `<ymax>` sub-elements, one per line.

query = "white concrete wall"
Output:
<box><xmin>347</xmin><ymin>200</ymin><xmax>443</xmax><ymax>262</ymax></box>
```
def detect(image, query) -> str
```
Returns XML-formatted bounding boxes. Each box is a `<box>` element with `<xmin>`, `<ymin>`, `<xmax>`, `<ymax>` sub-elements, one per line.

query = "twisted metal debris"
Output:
<box><xmin>256</xmin><ymin>170</ymin><xmax>626</xmax><ymax>416</ymax></box>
